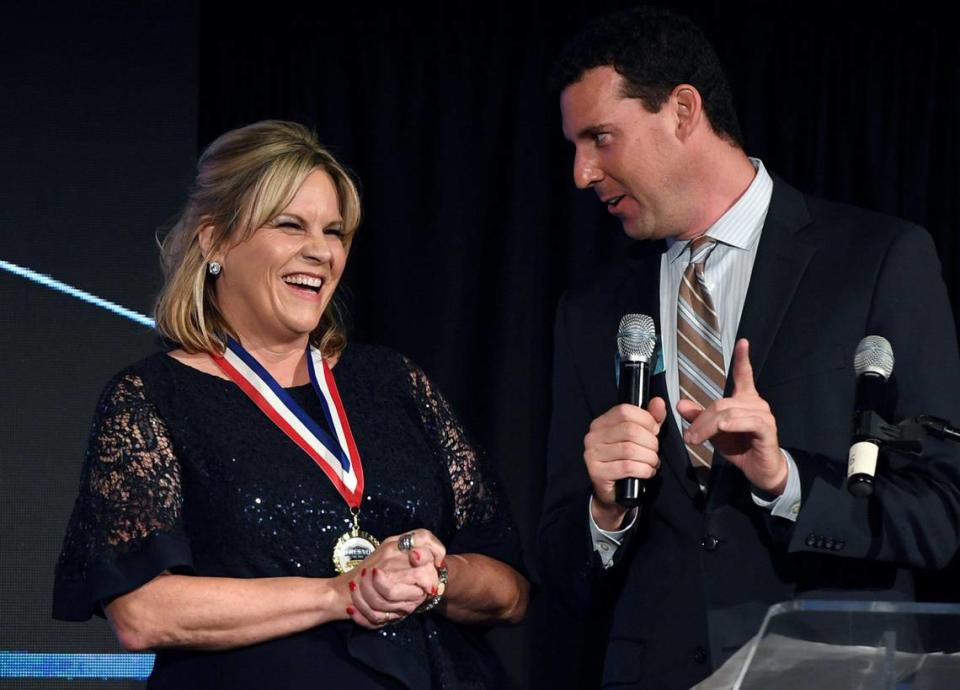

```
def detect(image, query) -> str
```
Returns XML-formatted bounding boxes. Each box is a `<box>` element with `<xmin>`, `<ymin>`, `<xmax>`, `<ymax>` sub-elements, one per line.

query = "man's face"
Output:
<box><xmin>561</xmin><ymin>66</ymin><xmax>689</xmax><ymax>241</ymax></box>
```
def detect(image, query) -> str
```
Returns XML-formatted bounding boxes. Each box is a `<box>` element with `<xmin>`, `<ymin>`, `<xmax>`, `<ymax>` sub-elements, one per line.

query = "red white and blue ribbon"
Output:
<box><xmin>210</xmin><ymin>338</ymin><xmax>364</xmax><ymax>508</ymax></box>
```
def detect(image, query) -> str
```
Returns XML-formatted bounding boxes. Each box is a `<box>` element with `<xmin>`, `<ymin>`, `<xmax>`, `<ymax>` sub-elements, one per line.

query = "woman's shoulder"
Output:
<box><xmin>336</xmin><ymin>342</ymin><xmax>433</xmax><ymax>396</ymax></box>
<box><xmin>338</xmin><ymin>342</ymin><xmax>420</xmax><ymax>375</ymax></box>
<box><xmin>81</xmin><ymin>354</ymin><xmax>175</xmax><ymax>432</ymax></box>
<box><xmin>95</xmin><ymin>351</ymin><xmax>194</xmax><ymax>408</ymax></box>
<box><xmin>106</xmin><ymin>351</ymin><xmax>176</xmax><ymax>383</ymax></box>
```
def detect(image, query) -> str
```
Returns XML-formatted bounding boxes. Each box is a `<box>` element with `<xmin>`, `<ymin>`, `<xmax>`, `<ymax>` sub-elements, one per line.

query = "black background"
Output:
<box><xmin>1</xmin><ymin>2</ymin><xmax>196</xmax><ymax>688</ymax></box>
<box><xmin>2</xmin><ymin>1</ymin><xmax>957</xmax><ymax>688</ymax></box>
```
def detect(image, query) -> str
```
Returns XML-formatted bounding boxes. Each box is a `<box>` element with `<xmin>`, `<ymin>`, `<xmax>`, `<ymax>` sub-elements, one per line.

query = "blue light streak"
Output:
<box><xmin>0</xmin><ymin>258</ymin><xmax>156</xmax><ymax>328</ymax></box>
<box><xmin>0</xmin><ymin>651</ymin><xmax>154</xmax><ymax>679</ymax></box>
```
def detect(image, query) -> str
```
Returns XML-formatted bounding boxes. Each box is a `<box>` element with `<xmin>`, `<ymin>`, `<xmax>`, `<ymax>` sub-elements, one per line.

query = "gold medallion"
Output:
<box><xmin>332</xmin><ymin>511</ymin><xmax>380</xmax><ymax>574</ymax></box>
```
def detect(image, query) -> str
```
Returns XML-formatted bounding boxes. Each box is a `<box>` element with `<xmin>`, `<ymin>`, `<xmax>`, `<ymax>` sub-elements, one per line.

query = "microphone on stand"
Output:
<box><xmin>847</xmin><ymin>335</ymin><xmax>895</xmax><ymax>497</ymax></box>
<box><xmin>615</xmin><ymin>313</ymin><xmax>657</xmax><ymax>508</ymax></box>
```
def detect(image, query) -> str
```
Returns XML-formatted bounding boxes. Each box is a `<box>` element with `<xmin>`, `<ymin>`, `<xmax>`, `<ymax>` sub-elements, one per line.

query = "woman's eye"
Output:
<box><xmin>325</xmin><ymin>227</ymin><xmax>345</xmax><ymax>238</ymax></box>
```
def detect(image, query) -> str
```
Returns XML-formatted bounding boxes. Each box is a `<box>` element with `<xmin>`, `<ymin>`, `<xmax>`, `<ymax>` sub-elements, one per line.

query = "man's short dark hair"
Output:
<box><xmin>552</xmin><ymin>6</ymin><xmax>743</xmax><ymax>148</ymax></box>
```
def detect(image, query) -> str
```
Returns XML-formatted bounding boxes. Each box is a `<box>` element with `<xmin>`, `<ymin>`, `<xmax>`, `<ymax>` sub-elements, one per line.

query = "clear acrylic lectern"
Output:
<box><xmin>694</xmin><ymin>600</ymin><xmax>960</xmax><ymax>690</ymax></box>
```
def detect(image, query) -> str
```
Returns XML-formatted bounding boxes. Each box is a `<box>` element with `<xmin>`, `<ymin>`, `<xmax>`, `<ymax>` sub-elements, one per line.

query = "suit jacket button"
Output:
<box><xmin>701</xmin><ymin>535</ymin><xmax>720</xmax><ymax>551</ymax></box>
<box><xmin>805</xmin><ymin>534</ymin><xmax>817</xmax><ymax>547</ymax></box>
<box><xmin>694</xmin><ymin>646</ymin><xmax>708</xmax><ymax>664</ymax></box>
<box><xmin>834</xmin><ymin>540</ymin><xmax>846</xmax><ymax>551</ymax></box>
<box><xmin>823</xmin><ymin>538</ymin><xmax>834</xmax><ymax>550</ymax></box>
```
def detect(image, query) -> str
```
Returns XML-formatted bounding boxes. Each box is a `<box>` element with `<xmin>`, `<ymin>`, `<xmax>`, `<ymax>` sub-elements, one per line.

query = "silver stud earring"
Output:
<box><xmin>208</xmin><ymin>261</ymin><xmax>222</xmax><ymax>276</ymax></box>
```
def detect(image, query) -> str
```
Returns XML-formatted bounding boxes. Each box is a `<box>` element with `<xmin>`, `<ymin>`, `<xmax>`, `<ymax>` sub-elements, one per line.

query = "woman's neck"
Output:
<box><xmin>234</xmin><ymin>333</ymin><xmax>311</xmax><ymax>387</ymax></box>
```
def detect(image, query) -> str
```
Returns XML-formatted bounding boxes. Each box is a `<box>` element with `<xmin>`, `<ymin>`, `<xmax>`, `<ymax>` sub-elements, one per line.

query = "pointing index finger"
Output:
<box><xmin>732</xmin><ymin>338</ymin><xmax>757</xmax><ymax>396</ymax></box>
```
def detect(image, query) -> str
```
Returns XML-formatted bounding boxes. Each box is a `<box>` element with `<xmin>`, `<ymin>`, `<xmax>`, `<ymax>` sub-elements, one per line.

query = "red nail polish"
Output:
<box><xmin>349</xmin><ymin>581</ymin><xmax>357</xmax><ymax>591</ymax></box>
<box><xmin>360</xmin><ymin>568</ymin><xmax>366</xmax><ymax>577</ymax></box>
<box><xmin>372</xmin><ymin>568</ymin><xmax>379</xmax><ymax>576</ymax></box>
<box><xmin>412</xmin><ymin>550</ymin><xmax>421</xmax><ymax>561</ymax></box>
<box><xmin>431</xmin><ymin>585</ymin><xmax>438</xmax><ymax>595</ymax></box>
<box><xmin>440</xmin><ymin>559</ymin><xmax>447</xmax><ymax>568</ymax></box>
<box><xmin>346</xmin><ymin>606</ymin><xmax>355</xmax><ymax>615</ymax></box>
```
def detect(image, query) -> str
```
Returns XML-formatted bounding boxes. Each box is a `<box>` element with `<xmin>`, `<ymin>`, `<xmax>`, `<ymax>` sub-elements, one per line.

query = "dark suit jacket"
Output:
<box><xmin>537</xmin><ymin>178</ymin><xmax>960</xmax><ymax>689</ymax></box>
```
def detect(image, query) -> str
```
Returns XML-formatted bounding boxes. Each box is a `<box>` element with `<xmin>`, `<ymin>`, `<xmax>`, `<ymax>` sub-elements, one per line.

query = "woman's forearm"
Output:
<box><xmin>438</xmin><ymin>554</ymin><xmax>529</xmax><ymax>624</ymax></box>
<box><xmin>105</xmin><ymin>572</ymin><xmax>350</xmax><ymax>652</ymax></box>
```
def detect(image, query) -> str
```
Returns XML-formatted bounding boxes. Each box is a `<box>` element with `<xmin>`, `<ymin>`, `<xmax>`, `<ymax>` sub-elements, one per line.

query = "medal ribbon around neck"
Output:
<box><xmin>210</xmin><ymin>337</ymin><xmax>364</xmax><ymax>508</ymax></box>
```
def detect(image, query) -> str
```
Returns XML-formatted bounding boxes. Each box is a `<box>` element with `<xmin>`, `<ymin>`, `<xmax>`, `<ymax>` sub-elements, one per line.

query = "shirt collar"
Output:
<box><xmin>666</xmin><ymin>157</ymin><xmax>773</xmax><ymax>264</ymax></box>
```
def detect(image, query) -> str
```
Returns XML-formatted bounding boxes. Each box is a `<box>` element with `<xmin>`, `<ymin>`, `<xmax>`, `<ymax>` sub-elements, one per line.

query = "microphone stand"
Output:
<box><xmin>848</xmin><ymin>412</ymin><xmax>960</xmax><ymax>496</ymax></box>
<box><xmin>864</xmin><ymin>413</ymin><xmax>960</xmax><ymax>452</ymax></box>
<box><xmin>913</xmin><ymin>415</ymin><xmax>960</xmax><ymax>444</ymax></box>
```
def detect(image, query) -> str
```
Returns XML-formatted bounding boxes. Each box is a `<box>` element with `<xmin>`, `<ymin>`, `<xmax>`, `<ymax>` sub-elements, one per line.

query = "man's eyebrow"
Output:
<box><xmin>576</xmin><ymin>123</ymin><xmax>614</xmax><ymax>140</ymax></box>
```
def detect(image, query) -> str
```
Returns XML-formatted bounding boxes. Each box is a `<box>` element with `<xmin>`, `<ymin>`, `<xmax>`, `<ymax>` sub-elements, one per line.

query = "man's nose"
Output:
<box><xmin>573</xmin><ymin>152</ymin><xmax>602</xmax><ymax>189</ymax></box>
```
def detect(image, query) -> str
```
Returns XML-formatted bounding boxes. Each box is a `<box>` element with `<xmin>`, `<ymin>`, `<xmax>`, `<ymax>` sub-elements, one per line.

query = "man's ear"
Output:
<box><xmin>673</xmin><ymin>84</ymin><xmax>703</xmax><ymax>142</ymax></box>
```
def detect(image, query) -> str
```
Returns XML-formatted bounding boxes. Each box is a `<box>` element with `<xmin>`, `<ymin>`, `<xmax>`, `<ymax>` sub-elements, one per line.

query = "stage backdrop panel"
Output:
<box><xmin>0</xmin><ymin>2</ymin><xmax>196</xmax><ymax>687</ymax></box>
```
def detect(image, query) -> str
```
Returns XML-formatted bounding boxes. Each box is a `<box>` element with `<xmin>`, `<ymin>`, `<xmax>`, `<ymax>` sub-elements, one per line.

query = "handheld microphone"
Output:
<box><xmin>615</xmin><ymin>314</ymin><xmax>657</xmax><ymax>508</ymax></box>
<box><xmin>847</xmin><ymin>335</ymin><xmax>895</xmax><ymax>497</ymax></box>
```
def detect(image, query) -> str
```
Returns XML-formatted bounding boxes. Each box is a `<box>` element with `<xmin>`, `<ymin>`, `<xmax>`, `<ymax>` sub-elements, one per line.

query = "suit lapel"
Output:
<box><xmin>653</xmin><ymin>362</ymin><xmax>701</xmax><ymax>500</ymax></box>
<box><xmin>730</xmin><ymin>178</ymin><xmax>816</xmax><ymax>389</ymax></box>
<box><xmin>707</xmin><ymin>178</ymin><xmax>816</xmax><ymax>497</ymax></box>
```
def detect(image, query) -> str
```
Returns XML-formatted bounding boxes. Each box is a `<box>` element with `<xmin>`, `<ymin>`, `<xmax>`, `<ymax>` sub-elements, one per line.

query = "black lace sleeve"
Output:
<box><xmin>52</xmin><ymin>370</ymin><xmax>193</xmax><ymax>621</ymax></box>
<box><xmin>401</xmin><ymin>357</ymin><xmax>523</xmax><ymax>572</ymax></box>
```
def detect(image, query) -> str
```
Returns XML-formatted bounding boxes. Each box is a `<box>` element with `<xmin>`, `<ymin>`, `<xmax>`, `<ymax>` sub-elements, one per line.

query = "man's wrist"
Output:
<box><xmin>753</xmin><ymin>451</ymin><xmax>789</xmax><ymax>497</ymax></box>
<box><xmin>753</xmin><ymin>449</ymin><xmax>802</xmax><ymax>521</ymax></box>
<box><xmin>591</xmin><ymin>494</ymin><xmax>629</xmax><ymax>531</ymax></box>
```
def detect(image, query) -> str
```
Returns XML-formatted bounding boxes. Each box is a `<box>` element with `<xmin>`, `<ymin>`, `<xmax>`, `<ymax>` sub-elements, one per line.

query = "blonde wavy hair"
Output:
<box><xmin>154</xmin><ymin>120</ymin><xmax>361</xmax><ymax>357</ymax></box>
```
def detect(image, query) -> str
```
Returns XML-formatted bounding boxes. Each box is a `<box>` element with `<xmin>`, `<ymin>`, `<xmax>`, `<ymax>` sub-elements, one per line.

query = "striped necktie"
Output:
<box><xmin>677</xmin><ymin>236</ymin><xmax>726</xmax><ymax>473</ymax></box>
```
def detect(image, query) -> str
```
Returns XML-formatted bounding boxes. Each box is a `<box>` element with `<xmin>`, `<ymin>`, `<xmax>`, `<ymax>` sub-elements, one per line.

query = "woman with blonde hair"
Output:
<box><xmin>53</xmin><ymin>120</ymin><xmax>528</xmax><ymax>689</ymax></box>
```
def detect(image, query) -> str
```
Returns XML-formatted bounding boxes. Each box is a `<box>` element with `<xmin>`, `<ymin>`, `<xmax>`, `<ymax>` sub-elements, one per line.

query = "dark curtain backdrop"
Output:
<box><xmin>198</xmin><ymin>2</ymin><xmax>959</xmax><ymax>687</ymax></box>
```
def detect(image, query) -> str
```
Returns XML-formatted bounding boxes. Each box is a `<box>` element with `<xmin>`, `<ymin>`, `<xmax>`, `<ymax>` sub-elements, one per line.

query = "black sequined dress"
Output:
<box><xmin>53</xmin><ymin>345</ymin><xmax>522</xmax><ymax>689</ymax></box>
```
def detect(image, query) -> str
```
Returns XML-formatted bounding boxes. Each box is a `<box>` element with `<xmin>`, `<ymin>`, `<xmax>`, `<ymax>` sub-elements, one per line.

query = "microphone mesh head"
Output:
<box><xmin>617</xmin><ymin>313</ymin><xmax>657</xmax><ymax>362</ymax></box>
<box><xmin>854</xmin><ymin>335</ymin><xmax>894</xmax><ymax>380</ymax></box>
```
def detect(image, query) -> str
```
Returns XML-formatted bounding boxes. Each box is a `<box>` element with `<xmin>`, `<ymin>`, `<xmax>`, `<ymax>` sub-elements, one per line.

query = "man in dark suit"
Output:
<box><xmin>537</xmin><ymin>6</ymin><xmax>960</xmax><ymax>689</ymax></box>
